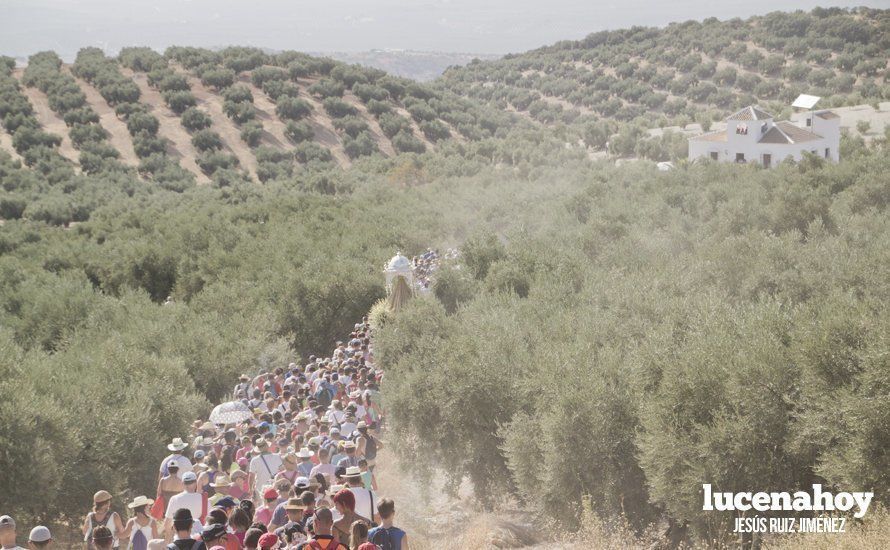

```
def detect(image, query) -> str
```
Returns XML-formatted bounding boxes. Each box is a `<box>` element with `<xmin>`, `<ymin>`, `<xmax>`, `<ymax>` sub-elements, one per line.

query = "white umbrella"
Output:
<box><xmin>209</xmin><ymin>401</ymin><xmax>254</xmax><ymax>425</ymax></box>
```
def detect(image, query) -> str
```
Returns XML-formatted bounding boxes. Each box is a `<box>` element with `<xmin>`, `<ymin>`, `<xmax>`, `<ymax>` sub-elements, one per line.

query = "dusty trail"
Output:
<box><xmin>371</xmin><ymin>446</ymin><xmax>561</xmax><ymax>549</ymax></box>
<box><xmin>65</xmin><ymin>68</ymin><xmax>140</xmax><ymax>166</ymax></box>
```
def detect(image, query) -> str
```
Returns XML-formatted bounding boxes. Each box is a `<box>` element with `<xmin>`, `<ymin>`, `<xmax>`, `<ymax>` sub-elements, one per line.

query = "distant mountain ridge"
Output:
<box><xmin>311</xmin><ymin>50</ymin><xmax>501</xmax><ymax>82</ymax></box>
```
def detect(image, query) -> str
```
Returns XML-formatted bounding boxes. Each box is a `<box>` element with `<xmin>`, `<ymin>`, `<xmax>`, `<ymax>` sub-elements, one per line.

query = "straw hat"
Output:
<box><xmin>283</xmin><ymin>497</ymin><xmax>305</xmax><ymax>511</ymax></box>
<box><xmin>295</xmin><ymin>447</ymin><xmax>314</xmax><ymax>459</ymax></box>
<box><xmin>210</xmin><ymin>475</ymin><xmax>234</xmax><ymax>488</ymax></box>
<box><xmin>200</xmin><ymin>421</ymin><xmax>216</xmax><ymax>432</ymax></box>
<box><xmin>167</xmin><ymin>437</ymin><xmax>188</xmax><ymax>451</ymax></box>
<box><xmin>127</xmin><ymin>496</ymin><xmax>154</xmax><ymax>509</ymax></box>
<box><xmin>93</xmin><ymin>490</ymin><xmax>113</xmax><ymax>504</ymax></box>
<box><xmin>344</xmin><ymin>466</ymin><xmax>361</xmax><ymax>478</ymax></box>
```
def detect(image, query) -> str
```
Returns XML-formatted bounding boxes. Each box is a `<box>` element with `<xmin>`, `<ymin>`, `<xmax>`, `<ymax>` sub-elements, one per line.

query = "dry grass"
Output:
<box><xmin>374</xmin><ymin>443</ymin><xmax>890</xmax><ymax>550</ymax></box>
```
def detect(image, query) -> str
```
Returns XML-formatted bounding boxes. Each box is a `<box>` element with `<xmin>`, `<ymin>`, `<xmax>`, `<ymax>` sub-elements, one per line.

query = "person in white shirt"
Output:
<box><xmin>233</xmin><ymin>374</ymin><xmax>251</xmax><ymax>399</ymax></box>
<box><xmin>309</xmin><ymin>447</ymin><xmax>338</xmax><ymax>485</ymax></box>
<box><xmin>344</xmin><ymin>469</ymin><xmax>380</xmax><ymax>524</ymax></box>
<box><xmin>0</xmin><ymin>515</ymin><xmax>25</xmax><ymax>550</ymax></box>
<box><xmin>339</xmin><ymin>416</ymin><xmax>357</xmax><ymax>440</ymax></box>
<box><xmin>159</xmin><ymin>438</ymin><xmax>193</xmax><ymax>481</ymax></box>
<box><xmin>248</xmin><ymin>440</ymin><xmax>283</xmax><ymax>500</ymax></box>
<box><xmin>326</xmin><ymin>402</ymin><xmax>346</xmax><ymax>425</ymax></box>
<box><xmin>164</xmin><ymin>472</ymin><xmax>204</xmax><ymax>539</ymax></box>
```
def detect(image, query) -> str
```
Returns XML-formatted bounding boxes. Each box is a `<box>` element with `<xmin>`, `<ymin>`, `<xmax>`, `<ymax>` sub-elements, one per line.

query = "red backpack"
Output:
<box><xmin>305</xmin><ymin>536</ymin><xmax>345</xmax><ymax>550</ymax></box>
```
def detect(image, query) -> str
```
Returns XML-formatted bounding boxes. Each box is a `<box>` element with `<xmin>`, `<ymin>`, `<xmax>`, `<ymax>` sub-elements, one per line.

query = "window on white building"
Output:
<box><xmin>710</xmin><ymin>151</ymin><xmax>718</xmax><ymax>160</ymax></box>
<box><xmin>735</xmin><ymin>153</ymin><xmax>745</xmax><ymax>163</ymax></box>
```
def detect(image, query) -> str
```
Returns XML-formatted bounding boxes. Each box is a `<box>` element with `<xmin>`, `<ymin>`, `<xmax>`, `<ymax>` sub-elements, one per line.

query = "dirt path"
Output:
<box><xmin>342</xmin><ymin>90</ymin><xmax>396</xmax><ymax>157</ymax></box>
<box><xmin>292</xmin><ymin>79</ymin><xmax>351</xmax><ymax>168</ymax></box>
<box><xmin>236</xmin><ymin>76</ymin><xmax>295</xmax><ymax>152</ymax></box>
<box><xmin>120</xmin><ymin>68</ymin><xmax>210</xmax><ymax>184</ymax></box>
<box><xmin>0</xmin><ymin>129</ymin><xmax>24</xmax><ymax>164</ymax></box>
<box><xmin>14</xmin><ymin>70</ymin><xmax>80</xmax><ymax>166</ymax></box>
<box><xmin>174</xmin><ymin>69</ymin><xmax>259</xmax><ymax>179</ymax></box>
<box><xmin>65</xmin><ymin>68</ymin><xmax>140</xmax><ymax>167</ymax></box>
<box><xmin>393</xmin><ymin>105</ymin><xmax>436</xmax><ymax>151</ymax></box>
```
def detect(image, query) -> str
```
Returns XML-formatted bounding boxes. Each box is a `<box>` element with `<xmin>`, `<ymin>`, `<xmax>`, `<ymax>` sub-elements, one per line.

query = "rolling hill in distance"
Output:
<box><xmin>1</xmin><ymin>7</ymin><xmax>887</xmax><ymax>200</ymax></box>
<box><xmin>311</xmin><ymin>50</ymin><xmax>501</xmax><ymax>82</ymax></box>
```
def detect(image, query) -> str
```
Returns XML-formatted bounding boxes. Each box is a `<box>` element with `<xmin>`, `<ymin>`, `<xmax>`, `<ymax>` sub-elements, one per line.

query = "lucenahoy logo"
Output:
<box><xmin>702</xmin><ymin>484</ymin><xmax>873</xmax><ymax>519</ymax></box>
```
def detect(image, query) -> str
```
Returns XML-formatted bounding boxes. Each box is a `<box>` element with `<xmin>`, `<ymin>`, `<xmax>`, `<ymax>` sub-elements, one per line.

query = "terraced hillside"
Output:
<box><xmin>1</xmin><ymin>46</ymin><xmax>516</xmax><ymax>188</ymax></box>
<box><xmin>3</xmin><ymin>8</ymin><xmax>888</xmax><ymax>194</ymax></box>
<box><xmin>438</xmin><ymin>8</ymin><xmax>889</xmax><ymax>130</ymax></box>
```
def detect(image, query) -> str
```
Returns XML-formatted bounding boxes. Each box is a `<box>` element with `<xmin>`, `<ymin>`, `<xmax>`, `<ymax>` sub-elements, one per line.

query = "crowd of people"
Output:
<box><xmin>412</xmin><ymin>248</ymin><xmax>454</xmax><ymax>291</ymax></box>
<box><xmin>2</xmin><ymin>315</ymin><xmax>411</xmax><ymax>550</ymax></box>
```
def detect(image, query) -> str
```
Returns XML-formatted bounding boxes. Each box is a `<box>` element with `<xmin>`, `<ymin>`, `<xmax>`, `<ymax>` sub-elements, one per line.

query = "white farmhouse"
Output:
<box><xmin>688</xmin><ymin>105</ymin><xmax>839</xmax><ymax>167</ymax></box>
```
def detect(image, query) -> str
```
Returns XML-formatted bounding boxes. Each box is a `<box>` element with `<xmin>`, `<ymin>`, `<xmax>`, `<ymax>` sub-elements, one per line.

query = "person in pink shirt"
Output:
<box><xmin>235</xmin><ymin>436</ymin><xmax>253</xmax><ymax>463</ymax></box>
<box><xmin>253</xmin><ymin>488</ymin><xmax>279</xmax><ymax>527</ymax></box>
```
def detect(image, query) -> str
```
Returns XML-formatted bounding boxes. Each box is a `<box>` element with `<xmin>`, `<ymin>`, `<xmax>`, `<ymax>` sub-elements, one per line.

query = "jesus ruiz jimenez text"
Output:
<box><xmin>733</xmin><ymin>516</ymin><xmax>847</xmax><ymax>533</ymax></box>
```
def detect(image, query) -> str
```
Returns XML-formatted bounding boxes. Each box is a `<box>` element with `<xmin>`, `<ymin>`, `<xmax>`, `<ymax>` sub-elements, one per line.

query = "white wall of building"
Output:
<box><xmin>688</xmin><ymin>114</ymin><xmax>840</xmax><ymax>167</ymax></box>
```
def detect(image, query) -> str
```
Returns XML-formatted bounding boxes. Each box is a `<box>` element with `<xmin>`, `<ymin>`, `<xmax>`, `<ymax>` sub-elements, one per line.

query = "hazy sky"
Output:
<box><xmin>1</xmin><ymin>1</ymin><xmax>883</xmax><ymax>59</ymax></box>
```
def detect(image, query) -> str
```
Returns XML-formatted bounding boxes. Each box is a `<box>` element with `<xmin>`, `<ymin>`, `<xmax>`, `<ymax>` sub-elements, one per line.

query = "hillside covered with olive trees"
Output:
<box><xmin>438</xmin><ymin>7</ymin><xmax>889</xmax><ymax>159</ymax></box>
<box><xmin>0</xmin><ymin>45</ymin><xmax>523</xmax><ymax>200</ymax></box>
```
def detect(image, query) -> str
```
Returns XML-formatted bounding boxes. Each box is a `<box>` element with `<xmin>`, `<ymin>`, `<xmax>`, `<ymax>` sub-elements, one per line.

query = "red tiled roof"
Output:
<box><xmin>759</xmin><ymin>127</ymin><xmax>792</xmax><ymax>144</ymax></box>
<box><xmin>775</xmin><ymin>121</ymin><xmax>822</xmax><ymax>143</ymax></box>
<box><xmin>726</xmin><ymin>105</ymin><xmax>774</xmax><ymax>121</ymax></box>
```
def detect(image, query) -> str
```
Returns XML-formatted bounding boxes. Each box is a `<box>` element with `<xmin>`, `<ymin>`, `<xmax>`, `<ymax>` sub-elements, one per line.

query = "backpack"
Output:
<box><xmin>364</xmin><ymin>435</ymin><xmax>377</xmax><ymax>461</ymax></box>
<box><xmin>167</xmin><ymin>540</ymin><xmax>204</xmax><ymax>550</ymax></box>
<box><xmin>131</xmin><ymin>526</ymin><xmax>148</xmax><ymax>550</ymax></box>
<box><xmin>369</xmin><ymin>527</ymin><xmax>395</xmax><ymax>550</ymax></box>
<box><xmin>305</xmin><ymin>536</ymin><xmax>343</xmax><ymax>550</ymax></box>
<box><xmin>315</xmin><ymin>386</ymin><xmax>333</xmax><ymax>408</ymax></box>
